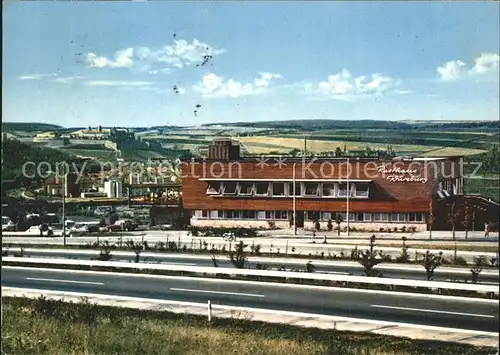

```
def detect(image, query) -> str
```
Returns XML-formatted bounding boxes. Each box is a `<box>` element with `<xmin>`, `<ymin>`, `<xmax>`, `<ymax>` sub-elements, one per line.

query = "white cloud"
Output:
<box><xmin>87</xmin><ymin>48</ymin><xmax>135</xmax><ymax>69</ymax></box>
<box><xmin>18</xmin><ymin>73</ymin><xmax>57</xmax><ymax>80</ymax></box>
<box><xmin>51</xmin><ymin>76</ymin><xmax>84</xmax><ymax>84</ymax></box>
<box><xmin>193</xmin><ymin>72</ymin><xmax>282</xmax><ymax>98</ymax></box>
<box><xmin>254</xmin><ymin>72</ymin><xmax>283</xmax><ymax>87</ymax></box>
<box><xmin>85</xmin><ymin>80</ymin><xmax>155</xmax><ymax>87</ymax></box>
<box><xmin>86</xmin><ymin>39</ymin><xmax>225</xmax><ymax>73</ymax></box>
<box><xmin>18</xmin><ymin>73</ymin><xmax>85</xmax><ymax>84</ymax></box>
<box><xmin>437</xmin><ymin>53</ymin><xmax>499</xmax><ymax>81</ymax></box>
<box><xmin>437</xmin><ymin>60</ymin><xmax>467</xmax><ymax>81</ymax></box>
<box><xmin>470</xmin><ymin>53</ymin><xmax>500</xmax><ymax>75</ymax></box>
<box><xmin>307</xmin><ymin>69</ymin><xmax>401</xmax><ymax>100</ymax></box>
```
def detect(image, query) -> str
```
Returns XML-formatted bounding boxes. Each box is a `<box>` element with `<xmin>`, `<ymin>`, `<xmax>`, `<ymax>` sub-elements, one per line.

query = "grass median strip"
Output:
<box><xmin>3</xmin><ymin>243</ymin><xmax>499</xmax><ymax>269</ymax></box>
<box><xmin>2</xmin><ymin>296</ymin><xmax>496</xmax><ymax>355</ymax></box>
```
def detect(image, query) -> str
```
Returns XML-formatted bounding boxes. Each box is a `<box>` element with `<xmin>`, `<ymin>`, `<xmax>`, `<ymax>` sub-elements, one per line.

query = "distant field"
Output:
<box><xmin>422</xmin><ymin>147</ymin><xmax>488</xmax><ymax>157</ymax></box>
<box><xmin>61</xmin><ymin>149</ymin><xmax>118</xmax><ymax>160</ymax></box>
<box><xmin>237</xmin><ymin>136</ymin><xmax>441</xmax><ymax>155</ymax></box>
<box><xmin>465</xmin><ymin>177</ymin><xmax>500</xmax><ymax>202</ymax></box>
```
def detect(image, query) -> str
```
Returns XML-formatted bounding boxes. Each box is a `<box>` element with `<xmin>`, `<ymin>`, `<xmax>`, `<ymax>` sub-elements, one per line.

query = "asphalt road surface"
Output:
<box><xmin>2</xmin><ymin>267</ymin><xmax>498</xmax><ymax>332</ymax></box>
<box><xmin>5</xmin><ymin>248</ymin><xmax>499</xmax><ymax>283</ymax></box>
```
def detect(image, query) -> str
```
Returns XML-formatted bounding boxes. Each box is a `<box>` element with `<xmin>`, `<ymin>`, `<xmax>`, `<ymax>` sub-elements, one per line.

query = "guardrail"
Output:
<box><xmin>3</xmin><ymin>257</ymin><xmax>498</xmax><ymax>294</ymax></box>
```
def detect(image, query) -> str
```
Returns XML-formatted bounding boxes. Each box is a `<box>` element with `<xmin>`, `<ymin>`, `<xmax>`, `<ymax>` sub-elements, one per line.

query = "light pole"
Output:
<box><xmin>62</xmin><ymin>174</ymin><xmax>67</xmax><ymax>246</ymax></box>
<box><xmin>293</xmin><ymin>162</ymin><xmax>297</xmax><ymax>236</ymax></box>
<box><xmin>346</xmin><ymin>157</ymin><xmax>350</xmax><ymax>237</ymax></box>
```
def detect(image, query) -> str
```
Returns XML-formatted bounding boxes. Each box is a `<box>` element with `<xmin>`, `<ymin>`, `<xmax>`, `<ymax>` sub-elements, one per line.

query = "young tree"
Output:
<box><xmin>210</xmin><ymin>255</ymin><xmax>219</xmax><ymax>267</ymax></box>
<box><xmin>447</xmin><ymin>202</ymin><xmax>460</xmax><ymax>241</ymax></box>
<box><xmin>314</xmin><ymin>219</ymin><xmax>321</xmax><ymax>232</ymax></box>
<box><xmin>327</xmin><ymin>219</ymin><xmax>333</xmax><ymax>232</ymax></box>
<box><xmin>397</xmin><ymin>236</ymin><xmax>410</xmax><ymax>263</ymax></box>
<box><xmin>134</xmin><ymin>249</ymin><xmax>141</xmax><ymax>263</ymax></box>
<box><xmin>98</xmin><ymin>247</ymin><xmax>112</xmax><ymax>261</ymax></box>
<box><xmin>229</xmin><ymin>240</ymin><xmax>247</xmax><ymax>269</ymax></box>
<box><xmin>334</xmin><ymin>213</ymin><xmax>343</xmax><ymax>236</ymax></box>
<box><xmin>462</xmin><ymin>203</ymin><xmax>472</xmax><ymax>241</ymax></box>
<box><xmin>419</xmin><ymin>250</ymin><xmax>443</xmax><ymax>281</ymax></box>
<box><xmin>427</xmin><ymin>199</ymin><xmax>435</xmax><ymax>240</ymax></box>
<box><xmin>470</xmin><ymin>255</ymin><xmax>487</xmax><ymax>284</ymax></box>
<box><xmin>357</xmin><ymin>235</ymin><xmax>384</xmax><ymax>277</ymax></box>
<box><xmin>306</xmin><ymin>260</ymin><xmax>316</xmax><ymax>273</ymax></box>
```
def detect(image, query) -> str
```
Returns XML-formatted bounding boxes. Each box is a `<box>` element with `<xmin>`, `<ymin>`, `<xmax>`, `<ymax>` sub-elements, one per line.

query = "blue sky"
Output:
<box><xmin>3</xmin><ymin>1</ymin><xmax>499</xmax><ymax>127</ymax></box>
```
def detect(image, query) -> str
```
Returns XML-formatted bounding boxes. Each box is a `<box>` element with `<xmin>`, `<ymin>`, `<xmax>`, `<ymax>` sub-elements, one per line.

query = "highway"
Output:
<box><xmin>2</xmin><ymin>266</ymin><xmax>498</xmax><ymax>332</ymax></box>
<box><xmin>4</xmin><ymin>248</ymin><xmax>499</xmax><ymax>283</ymax></box>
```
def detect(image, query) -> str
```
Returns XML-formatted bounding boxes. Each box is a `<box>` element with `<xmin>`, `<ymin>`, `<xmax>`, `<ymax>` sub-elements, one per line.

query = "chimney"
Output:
<box><xmin>208</xmin><ymin>139</ymin><xmax>240</xmax><ymax>160</ymax></box>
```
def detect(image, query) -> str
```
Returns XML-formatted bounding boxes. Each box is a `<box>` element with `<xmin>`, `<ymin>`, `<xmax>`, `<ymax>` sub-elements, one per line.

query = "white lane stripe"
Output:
<box><xmin>371</xmin><ymin>304</ymin><xmax>495</xmax><ymax>318</ymax></box>
<box><xmin>26</xmin><ymin>277</ymin><xmax>104</xmax><ymax>285</ymax></box>
<box><xmin>170</xmin><ymin>287</ymin><xmax>264</xmax><ymax>298</ymax></box>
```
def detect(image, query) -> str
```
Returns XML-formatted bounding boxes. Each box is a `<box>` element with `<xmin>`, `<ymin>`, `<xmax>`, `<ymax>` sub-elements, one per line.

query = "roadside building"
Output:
<box><xmin>181</xmin><ymin>139</ymin><xmax>499</xmax><ymax>232</ymax></box>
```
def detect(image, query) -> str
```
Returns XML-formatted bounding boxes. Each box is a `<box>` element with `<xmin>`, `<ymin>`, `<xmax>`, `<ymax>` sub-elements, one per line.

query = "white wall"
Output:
<box><xmin>191</xmin><ymin>218</ymin><xmax>426</xmax><ymax>232</ymax></box>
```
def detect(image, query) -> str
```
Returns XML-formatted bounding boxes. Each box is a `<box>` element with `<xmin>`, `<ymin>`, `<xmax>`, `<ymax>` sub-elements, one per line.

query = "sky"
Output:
<box><xmin>3</xmin><ymin>1</ymin><xmax>499</xmax><ymax>127</ymax></box>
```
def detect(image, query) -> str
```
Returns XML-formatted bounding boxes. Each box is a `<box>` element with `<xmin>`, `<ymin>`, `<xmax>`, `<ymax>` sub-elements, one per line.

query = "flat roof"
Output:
<box><xmin>200</xmin><ymin>178</ymin><xmax>372</xmax><ymax>182</ymax></box>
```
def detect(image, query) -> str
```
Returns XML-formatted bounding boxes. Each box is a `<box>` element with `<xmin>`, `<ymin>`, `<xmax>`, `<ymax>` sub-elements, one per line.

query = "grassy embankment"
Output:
<box><xmin>1</xmin><ymin>296</ymin><xmax>495</xmax><ymax>355</ymax></box>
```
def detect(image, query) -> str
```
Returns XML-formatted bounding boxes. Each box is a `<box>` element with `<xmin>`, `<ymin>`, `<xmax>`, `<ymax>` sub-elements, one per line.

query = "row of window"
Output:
<box><xmin>193</xmin><ymin>210</ymin><xmax>425</xmax><ymax>222</ymax></box>
<box><xmin>206</xmin><ymin>181</ymin><xmax>370</xmax><ymax>198</ymax></box>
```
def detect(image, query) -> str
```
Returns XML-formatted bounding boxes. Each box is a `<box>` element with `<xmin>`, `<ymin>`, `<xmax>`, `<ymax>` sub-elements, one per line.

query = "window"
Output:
<box><xmin>193</xmin><ymin>210</ymin><xmax>202</xmax><ymax>218</ymax></box>
<box><xmin>255</xmin><ymin>182</ymin><xmax>270</xmax><ymax>195</ymax></box>
<box><xmin>350</xmin><ymin>212</ymin><xmax>364</xmax><ymax>222</ymax></box>
<box><xmin>337</xmin><ymin>184</ymin><xmax>348</xmax><ymax>197</ymax></box>
<box><xmin>257</xmin><ymin>211</ymin><xmax>266</xmax><ymax>219</ymax></box>
<box><xmin>332</xmin><ymin>212</ymin><xmax>346</xmax><ymax>221</ymax></box>
<box><xmin>355</xmin><ymin>183</ymin><xmax>369</xmax><ymax>197</ymax></box>
<box><xmin>288</xmin><ymin>183</ymin><xmax>302</xmax><ymax>196</ymax></box>
<box><xmin>322</xmin><ymin>212</ymin><xmax>332</xmax><ymax>220</ymax></box>
<box><xmin>391</xmin><ymin>213</ymin><xmax>406</xmax><ymax>222</ymax></box>
<box><xmin>222</xmin><ymin>182</ymin><xmax>237</xmax><ymax>195</ymax></box>
<box><xmin>363</xmin><ymin>213</ymin><xmax>372</xmax><ymax>221</ymax></box>
<box><xmin>275</xmin><ymin>211</ymin><xmax>288</xmax><ymax>220</ymax></box>
<box><xmin>408</xmin><ymin>212</ymin><xmax>424</xmax><ymax>222</ymax></box>
<box><xmin>226</xmin><ymin>210</ymin><xmax>241</xmax><ymax>219</ymax></box>
<box><xmin>238</xmin><ymin>182</ymin><xmax>254</xmax><ymax>195</ymax></box>
<box><xmin>304</xmin><ymin>183</ymin><xmax>320</xmax><ymax>196</ymax></box>
<box><xmin>373</xmin><ymin>212</ymin><xmax>389</xmax><ymax>221</ymax></box>
<box><xmin>206</xmin><ymin>182</ymin><xmax>222</xmax><ymax>195</ymax></box>
<box><xmin>272</xmin><ymin>182</ymin><xmax>285</xmax><ymax>196</ymax></box>
<box><xmin>307</xmin><ymin>211</ymin><xmax>320</xmax><ymax>221</ymax></box>
<box><xmin>242</xmin><ymin>210</ymin><xmax>256</xmax><ymax>219</ymax></box>
<box><xmin>210</xmin><ymin>210</ymin><xmax>219</xmax><ymax>219</ymax></box>
<box><xmin>265</xmin><ymin>211</ymin><xmax>273</xmax><ymax>219</ymax></box>
<box><xmin>202</xmin><ymin>210</ymin><xmax>209</xmax><ymax>218</ymax></box>
<box><xmin>322</xmin><ymin>183</ymin><xmax>335</xmax><ymax>197</ymax></box>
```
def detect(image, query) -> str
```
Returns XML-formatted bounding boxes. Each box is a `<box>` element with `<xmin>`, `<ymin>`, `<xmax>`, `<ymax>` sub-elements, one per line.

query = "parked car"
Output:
<box><xmin>26</xmin><ymin>224</ymin><xmax>54</xmax><ymax>237</ymax></box>
<box><xmin>2</xmin><ymin>216</ymin><xmax>15</xmax><ymax>231</ymax></box>
<box><xmin>26</xmin><ymin>224</ymin><xmax>72</xmax><ymax>237</ymax></box>
<box><xmin>70</xmin><ymin>223</ymin><xmax>100</xmax><ymax>235</ymax></box>
<box><xmin>108</xmin><ymin>219</ymin><xmax>137</xmax><ymax>232</ymax></box>
<box><xmin>222</xmin><ymin>232</ymin><xmax>236</xmax><ymax>241</ymax></box>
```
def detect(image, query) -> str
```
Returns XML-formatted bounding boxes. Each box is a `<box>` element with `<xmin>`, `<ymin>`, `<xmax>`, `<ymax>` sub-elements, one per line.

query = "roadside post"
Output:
<box><xmin>207</xmin><ymin>300</ymin><xmax>212</xmax><ymax>322</ymax></box>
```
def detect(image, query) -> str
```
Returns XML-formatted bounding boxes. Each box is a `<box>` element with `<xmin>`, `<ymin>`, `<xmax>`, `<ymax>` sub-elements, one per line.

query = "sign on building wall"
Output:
<box><xmin>377</xmin><ymin>166</ymin><xmax>428</xmax><ymax>183</ymax></box>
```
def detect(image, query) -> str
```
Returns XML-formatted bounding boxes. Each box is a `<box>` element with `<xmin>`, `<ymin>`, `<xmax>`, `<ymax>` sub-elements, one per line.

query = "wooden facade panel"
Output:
<box><xmin>180</xmin><ymin>158</ymin><xmax>450</xmax><ymax>212</ymax></box>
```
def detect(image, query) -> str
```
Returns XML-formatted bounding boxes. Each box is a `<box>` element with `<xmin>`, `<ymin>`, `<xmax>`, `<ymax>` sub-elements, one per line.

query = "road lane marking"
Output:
<box><xmin>371</xmin><ymin>304</ymin><xmax>495</xmax><ymax>318</ymax></box>
<box><xmin>170</xmin><ymin>287</ymin><xmax>264</xmax><ymax>298</ymax></box>
<box><xmin>26</xmin><ymin>278</ymin><xmax>104</xmax><ymax>286</ymax></box>
<box><xmin>5</xmin><ymin>267</ymin><xmax>496</xmax><ymax>304</ymax></box>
